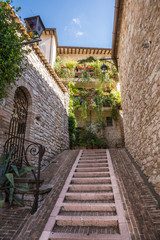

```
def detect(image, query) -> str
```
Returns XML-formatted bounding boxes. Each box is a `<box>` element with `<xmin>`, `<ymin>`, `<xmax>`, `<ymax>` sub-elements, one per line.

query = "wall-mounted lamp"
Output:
<box><xmin>22</xmin><ymin>16</ymin><xmax>45</xmax><ymax>45</ymax></box>
<box><xmin>100</xmin><ymin>58</ymin><xmax>117</xmax><ymax>73</ymax></box>
<box><xmin>101</xmin><ymin>63</ymin><xmax>108</xmax><ymax>72</ymax></box>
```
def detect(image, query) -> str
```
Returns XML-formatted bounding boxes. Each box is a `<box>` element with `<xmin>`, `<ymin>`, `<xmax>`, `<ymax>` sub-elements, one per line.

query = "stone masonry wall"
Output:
<box><xmin>58</xmin><ymin>53</ymin><xmax>111</xmax><ymax>61</ymax></box>
<box><xmin>115</xmin><ymin>0</ymin><xmax>160</xmax><ymax>193</ymax></box>
<box><xmin>0</xmin><ymin>47</ymin><xmax>70</xmax><ymax>168</ymax></box>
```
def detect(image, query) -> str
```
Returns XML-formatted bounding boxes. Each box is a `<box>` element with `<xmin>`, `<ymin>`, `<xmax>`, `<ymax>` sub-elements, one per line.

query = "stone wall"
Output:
<box><xmin>114</xmin><ymin>0</ymin><xmax>160</xmax><ymax>194</ymax></box>
<box><xmin>0</xmin><ymin>47</ymin><xmax>70</xmax><ymax>168</ymax></box>
<box><xmin>58</xmin><ymin>53</ymin><xmax>111</xmax><ymax>61</ymax></box>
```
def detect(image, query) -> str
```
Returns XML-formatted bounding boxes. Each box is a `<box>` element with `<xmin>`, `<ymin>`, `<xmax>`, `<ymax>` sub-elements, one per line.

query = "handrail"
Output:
<box><xmin>4</xmin><ymin>136</ymin><xmax>45</xmax><ymax>214</ymax></box>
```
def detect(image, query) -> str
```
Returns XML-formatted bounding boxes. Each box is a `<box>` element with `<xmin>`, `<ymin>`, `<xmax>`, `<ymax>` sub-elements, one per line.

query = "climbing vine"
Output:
<box><xmin>0</xmin><ymin>0</ymin><xmax>29</xmax><ymax>100</ymax></box>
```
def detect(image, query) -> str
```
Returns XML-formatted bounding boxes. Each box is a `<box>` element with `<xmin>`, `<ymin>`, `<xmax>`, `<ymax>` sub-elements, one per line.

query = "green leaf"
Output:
<box><xmin>5</xmin><ymin>173</ymin><xmax>14</xmax><ymax>187</ymax></box>
<box><xmin>15</xmin><ymin>186</ymin><xmax>29</xmax><ymax>191</ymax></box>
<box><xmin>9</xmin><ymin>187</ymin><xmax>14</xmax><ymax>204</ymax></box>
<box><xmin>19</xmin><ymin>166</ymin><xmax>35</xmax><ymax>176</ymax></box>
<box><xmin>10</xmin><ymin>165</ymin><xmax>19</xmax><ymax>176</ymax></box>
<box><xmin>13</xmin><ymin>195</ymin><xmax>24</xmax><ymax>207</ymax></box>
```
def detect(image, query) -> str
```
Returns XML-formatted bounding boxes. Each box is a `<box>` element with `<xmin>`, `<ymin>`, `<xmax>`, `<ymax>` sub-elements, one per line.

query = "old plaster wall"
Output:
<box><xmin>0</xmin><ymin>47</ymin><xmax>69</xmax><ymax>168</ymax></box>
<box><xmin>39</xmin><ymin>33</ymin><xmax>57</xmax><ymax>68</ymax></box>
<box><xmin>115</xmin><ymin>0</ymin><xmax>160</xmax><ymax>193</ymax></box>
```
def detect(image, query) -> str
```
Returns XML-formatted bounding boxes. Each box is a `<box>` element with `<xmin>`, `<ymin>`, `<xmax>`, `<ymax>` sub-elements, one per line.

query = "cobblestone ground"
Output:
<box><xmin>0</xmin><ymin>149</ymin><xmax>160</xmax><ymax>240</ymax></box>
<box><xmin>110</xmin><ymin>149</ymin><xmax>160</xmax><ymax>240</ymax></box>
<box><xmin>0</xmin><ymin>150</ymin><xmax>79</xmax><ymax>240</ymax></box>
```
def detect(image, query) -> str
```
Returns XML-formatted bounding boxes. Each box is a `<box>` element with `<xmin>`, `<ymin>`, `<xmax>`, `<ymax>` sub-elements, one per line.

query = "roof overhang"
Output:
<box><xmin>57</xmin><ymin>46</ymin><xmax>111</xmax><ymax>56</ymax></box>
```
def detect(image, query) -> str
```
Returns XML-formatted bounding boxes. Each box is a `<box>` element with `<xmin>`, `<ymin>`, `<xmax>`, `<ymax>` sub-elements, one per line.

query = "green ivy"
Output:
<box><xmin>79</xmin><ymin>70</ymin><xmax>91</xmax><ymax>82</ymax></box>
<box><xmin>68</xmin><ymin>112</ymin><xmax>77</xmax><ymax>148</ymax></box>
<box><xmin>78</xmin><ymin>56</ymin><xmax>96</xmax><ymax>64</ymax></box>
<box><xmin>0</xmin><ymin>0</ymin><xmax>29</xmax><ymax>100</ymax></box>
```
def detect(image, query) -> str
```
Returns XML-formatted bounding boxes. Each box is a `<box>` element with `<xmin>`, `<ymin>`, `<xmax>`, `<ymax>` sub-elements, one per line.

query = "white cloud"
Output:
<box><xmin>72</xmin><ymin>18</ymin><xmax>81</xmax><ymax>27</ymax></box>
<box><xmin>76</xmin><ymin>31</ymin><xmax>84</xmax><ymax>38</ymax></box>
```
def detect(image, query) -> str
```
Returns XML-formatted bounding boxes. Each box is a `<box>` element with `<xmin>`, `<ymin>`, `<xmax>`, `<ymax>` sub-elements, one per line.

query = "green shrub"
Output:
<box><xmin>0</xmin><ymin>0</ymin><xmax>29</xmax><ymax>100</ymax></box>
<box><xmin>68</xmin><ymin>112</ymin><xmax>77</xmax><ymax>148</ymax></box>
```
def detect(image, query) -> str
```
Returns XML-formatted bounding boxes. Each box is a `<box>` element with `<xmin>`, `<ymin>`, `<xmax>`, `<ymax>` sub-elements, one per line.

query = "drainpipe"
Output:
<box><xmin>49</xmin><ymin>31</ymin><xmax>53</xmax><ymax>66</ymax></box>
<box><xmin>112</xmin><ymin>0</ymin><xmax>120</xmax><ymax>68</ymax></box>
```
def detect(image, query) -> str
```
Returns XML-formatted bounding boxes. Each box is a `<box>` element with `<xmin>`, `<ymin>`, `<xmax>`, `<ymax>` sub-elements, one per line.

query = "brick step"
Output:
<box><xmin>71</xmin><ymin>177</ymin><xmax>111</xmax><ymax>184</ymax></box>
<box><xmin>82</xmin><ymin>152</ymin><xmax>106</xmax><ymax>154</ymax></box>
<box><xmin>80</xmin><ymin>157</ymin><xmax>107</xmax><ymax>160</ymax></box>
<box><xmin>65</xmin><ymin>192</ymin><xmax>114</xmax><ymax>201</ymax></box>
<box><xmin>52</xmin><ymin>225</ymin><xmax>119</xmax><ymax>235</ymax></box>
<box><xmin>59</xmin><ymin>211</ymin><xmax>116</xmax><ymax>216</ymax></box>
<box><xmin>74</xmin><ymin>172</ymin><xmax>110</xmax><ymax>177</ymax></box>
<box><xmin>68</xmin><ymin>184</ymin><xmax>112</xmax><ymax>192</ymax></box>
<box><xmin>50</xmin><ymin>233</ymin><xmax>121</xmax><ymax>240</ymax></box>
<box><xmin>79</xmin><ymin>160</ymin><xmax>108</xmax><ymax>163</ymax></box>
<box><xmin>56</xmin><ymin>215</ymin><xmax>118</xmax><ymax>227</ymax></box>
<box><xmin>61</xmin><ymin>202</ymin><xmax>116</xmax><ymax>212</ymax></box>
<box><xmin>75</xmin><ymin>167</ymin><xmax>109</xmax><ymax>172</ymax></box>
<box><xmin>77</xmin><ymin>163</ymin><xmax>108</xmax><ymax>168</ymax></box>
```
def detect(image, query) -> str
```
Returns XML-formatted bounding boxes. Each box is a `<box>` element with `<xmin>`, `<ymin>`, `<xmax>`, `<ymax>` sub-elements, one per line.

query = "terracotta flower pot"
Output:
<box><xmin>93</xmin><ymin>146</ymin><xmax>98</xmax><ymax>149</ymax></box>
<box><xmin>87</xmin><ymin>146</ymin><xmax>92</xmax><ymax>149</ymax></box>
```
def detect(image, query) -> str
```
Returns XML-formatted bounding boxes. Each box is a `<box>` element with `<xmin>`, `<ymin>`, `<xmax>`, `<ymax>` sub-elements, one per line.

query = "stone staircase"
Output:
<box><xmin>40</xmin><ymin>150</ymin><xmax>130</xmax><ymax>240</ymax></box>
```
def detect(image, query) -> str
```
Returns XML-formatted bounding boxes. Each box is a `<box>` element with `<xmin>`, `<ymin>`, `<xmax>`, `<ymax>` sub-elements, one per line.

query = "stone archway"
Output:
<box><xmin>5</xmin><ymin>87</ymin><xmax>29</xmax><ymax>167</ymax></box>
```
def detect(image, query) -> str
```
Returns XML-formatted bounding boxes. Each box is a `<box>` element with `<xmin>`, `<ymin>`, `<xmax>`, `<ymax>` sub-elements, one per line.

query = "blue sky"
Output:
<box><xmin>13</xmin><ymin>0</ymin><xmax>115</xmax><ymax>48</ymax></box>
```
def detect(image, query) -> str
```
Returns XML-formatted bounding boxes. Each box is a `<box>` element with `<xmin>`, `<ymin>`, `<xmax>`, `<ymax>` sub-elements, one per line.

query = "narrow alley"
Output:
<box><xmin>1</xmin><ymin>149</ymin><xmax>160</xmax><ymax>240</ymax></box>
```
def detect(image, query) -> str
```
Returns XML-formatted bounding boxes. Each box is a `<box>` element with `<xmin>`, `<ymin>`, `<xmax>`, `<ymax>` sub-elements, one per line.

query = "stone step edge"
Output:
<box><xmin>50</xmin><ymin>232</ymin><xmax>121</xmax><ymax>240</ymax></box>
<box><xmin>61</xmin><ymin>202</ymin><xmax>116</xmax><ymax>211</ymax></box>
<box><xmin>68</xmin><ymin>184</ymin><xmax>112</xmax><ymax>191</ymax></box>
<box><xmin>75</xmin><ymin>167</ymin><xmax>109</xmax><ymax>172</ymax></box>
<box><xmin>56</xmin><ymin>215</ymin><xmax>118</xmax><ymax>227</ymax></box>
<box><xmin>71</xmin><ymin>177</ymin><xmax>111</xmax><ymax>183</ymax></box>
<box><xmin>78</xmin><ymin>163</ymin><xmax>108</xmax><ymax>165</ymax></box>
<box><xmin>78</xmin><ymin>160</ymin><xmax>108</xmax><ymax>163</ymax></box>
<box><xmin>74</xmin><ymin>172</ymin><xmax>110</xmax><ymax>177</ymax></box>
<box><xmin>80</xmin><ymin>157</ymin><xmax>107</xmax><ymax>159</ymax></box>
<box><xmin>65</xmin><ymin>192</ymin><xmax>114</xmax><ymax>200</ymax></box>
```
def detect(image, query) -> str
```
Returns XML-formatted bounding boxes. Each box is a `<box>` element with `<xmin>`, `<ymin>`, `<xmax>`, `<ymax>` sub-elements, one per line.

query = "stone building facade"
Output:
<box><xmin>0</xmin><ymin>17</ymin><xmax>69</xmax><ymax>168</ymax></box>
<box><xmin>112</xmin><ymin>0</ymin><xmax>160</xmax><ymax>194</ymax></box>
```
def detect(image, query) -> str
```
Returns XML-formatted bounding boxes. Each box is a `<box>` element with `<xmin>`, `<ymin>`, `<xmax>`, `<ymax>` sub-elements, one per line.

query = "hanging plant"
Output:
<box><xmin>79</xmin><ymin>71</ymin><xmax>91</xmax><ymax>82</ymax></box>
<box><xmin>111</xmin><ymin>102</ymin><xmax>119</xmax><ymax>121</ymax></box>
<box><xmin>94</xmin><ymin>95</ymin><xmax>103</xmax><ymax>122</ymax></box>
<box><xmin>81</xmin><ymin>101</ymin><xmax>88</xmax><ymax>122</ymax></box>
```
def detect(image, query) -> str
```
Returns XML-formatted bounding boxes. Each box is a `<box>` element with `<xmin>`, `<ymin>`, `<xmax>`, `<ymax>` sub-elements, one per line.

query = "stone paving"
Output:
<box><xmin>110</xmin><ymin>149</ymin><xmax>160</xmax><ymax>240</ymax></box>
<box><xmin>0</xmin><ymin>148</ymin><xmax>160</xmax><ymax>240</ymax></box>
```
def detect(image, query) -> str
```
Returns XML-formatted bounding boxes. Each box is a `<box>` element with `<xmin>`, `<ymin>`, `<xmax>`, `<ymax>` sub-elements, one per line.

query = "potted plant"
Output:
<box><xmin>0</xmin><ymin>150</ymin><xmax>35</xmax><ymax>208</ymax></box>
